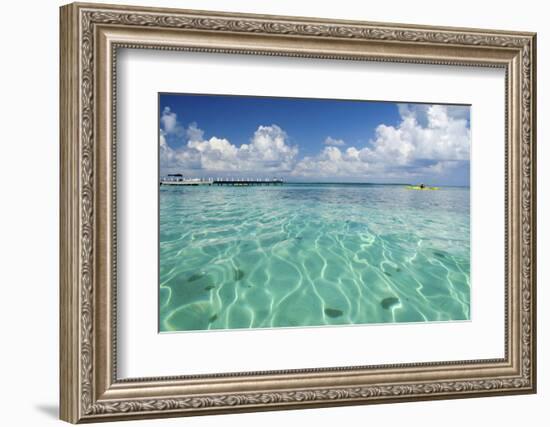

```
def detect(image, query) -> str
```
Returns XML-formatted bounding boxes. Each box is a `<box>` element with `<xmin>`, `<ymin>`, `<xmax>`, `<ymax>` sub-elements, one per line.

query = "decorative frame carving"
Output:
<box><xmin>60</xmin><ymin>2</ymin><xmax>536</xmax><ymax>423</ymax></box>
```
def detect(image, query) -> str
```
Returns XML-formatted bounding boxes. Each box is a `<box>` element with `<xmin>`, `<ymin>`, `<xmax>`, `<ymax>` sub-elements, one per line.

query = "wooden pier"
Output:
<box><xmin>213</xmin><ymin>178</ymin><xmax>283</xmax><ymax>186</ymax></box>
<box><xmin>160</xmin><ymin>176</ymin><xmax>284</xmax><ymax>186</ymax></box>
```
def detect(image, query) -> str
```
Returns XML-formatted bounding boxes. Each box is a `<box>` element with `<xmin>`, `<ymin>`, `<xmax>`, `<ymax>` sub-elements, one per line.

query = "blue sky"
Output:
<box><xmin>159</xmin><ymin>93</ymin><xmax>471</xmax><ymax>186</ymax></box>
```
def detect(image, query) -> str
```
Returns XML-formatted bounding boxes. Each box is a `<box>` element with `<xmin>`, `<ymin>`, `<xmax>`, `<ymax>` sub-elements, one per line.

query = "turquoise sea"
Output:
<box><xmin>159</xmin><ymin>183</ymin><xmax>470</xmax><ymax>332</ymax></box>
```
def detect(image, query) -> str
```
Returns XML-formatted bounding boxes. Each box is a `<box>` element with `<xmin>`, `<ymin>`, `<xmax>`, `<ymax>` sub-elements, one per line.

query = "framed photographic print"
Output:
<box><xmin>60</xmin><ymin>2</ymin><xmax>537</xmax><ymax>423</ymax></box>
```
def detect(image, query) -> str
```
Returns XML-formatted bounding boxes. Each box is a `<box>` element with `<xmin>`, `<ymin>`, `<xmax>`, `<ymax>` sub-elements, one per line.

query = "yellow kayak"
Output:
<box><xmin>406</xmin><ymin>185</ymin><xmax>440</xmax><ymax>190</ymax></box>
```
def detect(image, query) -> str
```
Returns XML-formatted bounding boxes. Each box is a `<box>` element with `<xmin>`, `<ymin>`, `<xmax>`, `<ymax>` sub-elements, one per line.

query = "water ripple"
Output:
<box><xmin>159</xmin><ymin>184</ymin><xmax>470</xmax><ymax>332</ymax></box>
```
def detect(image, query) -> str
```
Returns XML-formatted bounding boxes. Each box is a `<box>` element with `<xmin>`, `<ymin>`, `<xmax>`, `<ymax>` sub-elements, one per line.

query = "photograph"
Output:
<box><xmin>56</xmin><ymin>2</ymin><xmax>536</xmax><ymax>422</ymax></box>
<box><xmin>158</xmin><ymin>93</ymin><xmax>472</xmax><ymax>332</ymax></box>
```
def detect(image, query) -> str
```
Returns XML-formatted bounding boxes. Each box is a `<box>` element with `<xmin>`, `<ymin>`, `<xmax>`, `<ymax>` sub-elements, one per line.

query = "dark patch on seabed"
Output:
<box><xmin>324</xmin><ymin>308</ymin><xmax>344</xmax><ymax>318</ymax></box>
<box><xmin>187</xmin><ymin>272</ymin><xmax>205</xmax><ymax>282</ymax></box>
<box><xmin>234</xmin><ymin>268</ymin><xmax>245</xmax><ymax>281</ymax></box>
<box><xmin>381</xmin><ymin>297</ymin><xmax>400</xmax><ymax>309</ymax></box>
<box><xmin>204</xmin><ymin>285</ymin><xmax>215</xmax><ymax>291</ymax></box>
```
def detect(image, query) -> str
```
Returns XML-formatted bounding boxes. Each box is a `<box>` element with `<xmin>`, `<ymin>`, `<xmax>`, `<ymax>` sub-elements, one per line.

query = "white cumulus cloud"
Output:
<box><xmin>323</xmin><ymin>136</ymin><xmax>346</xmax><ymax>146</ymax></box>
<box><xmin>160</xmin><ymin>107</ymin><xmax>178</xmax><ymax>134</ymax></box>
<box><xmin>159</xmin><ymin>108</ymin><xmax>298</xmax><ymax>175</ymax></box>
<box><xmin>291</xmin><ymin>104</ymin><xmax>470</xmax><ymax>180</ymax></box>
<box><xmin>186</xmin><ymin>122</ymin><xmax>204</xmax><ymax>141</ymax></box>
<box><xmin>292</xmin><ymin>146</ymin><xmax>373</xmax><ymax>178</ymax></box>
<box><xmin>160</xmin><ymin>129</ymin><xmax>201</xmax><ymax>171</ymax></box>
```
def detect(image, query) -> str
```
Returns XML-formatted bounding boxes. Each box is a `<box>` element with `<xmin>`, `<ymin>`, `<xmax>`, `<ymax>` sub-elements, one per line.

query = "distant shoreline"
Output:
<box><xmin>160</xmin><ymin>180</ymin><xmax>470</xmax><ymax>188</ymax></box>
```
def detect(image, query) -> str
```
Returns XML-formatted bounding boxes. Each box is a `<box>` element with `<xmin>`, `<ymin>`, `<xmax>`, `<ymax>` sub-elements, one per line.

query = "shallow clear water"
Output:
<box><xmin>159</xmin><ymin>184</ymin><xmax>470</xmax><ymax>332</ymax></box>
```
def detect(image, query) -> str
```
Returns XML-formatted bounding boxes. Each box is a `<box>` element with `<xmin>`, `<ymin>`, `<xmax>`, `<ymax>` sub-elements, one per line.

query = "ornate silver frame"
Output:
<box><xmin>60</xmin><ymin>2</ymin><xmax>537</xmax><ymax>423</ymax></box>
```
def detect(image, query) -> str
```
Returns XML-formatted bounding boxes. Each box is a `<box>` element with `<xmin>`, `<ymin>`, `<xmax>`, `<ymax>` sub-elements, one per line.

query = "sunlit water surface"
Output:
<box><xmin>159</xmin><ymin>184</ymin><xmax>470</xmax><ymax>332</ymax></box>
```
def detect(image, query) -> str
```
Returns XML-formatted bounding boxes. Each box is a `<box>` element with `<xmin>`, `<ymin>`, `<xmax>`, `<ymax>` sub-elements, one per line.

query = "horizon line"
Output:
<box><xmin>159</xmin><ymin>176</ymin><xmax>469</xmax><ymax>187</ymax></box>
